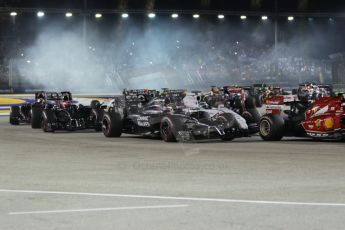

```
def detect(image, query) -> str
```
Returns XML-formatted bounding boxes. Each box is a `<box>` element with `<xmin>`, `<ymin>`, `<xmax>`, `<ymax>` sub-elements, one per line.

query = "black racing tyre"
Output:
<box><xmin>102</xmin><ymin>112</ymin><xmax>122</xmax><ymax>137</ymax></box>
<box><xmin>9</xmin><ymin>106</ymin><xmax>20</xmax><ymax>125</ymax></box>
<box><xmin>246</xmin><ymin>108</ymin><xmax>261</xmax><ymax>124</ymax></box>
<box><xmin>160</xmin><ymin>117</ymin><xmax>178</xmax><ymax>142</ymax></box>
<box><xmin>255</xmin><ymin>94</ymin><xmax>263</xmax><ymax>108</ymax></box>
<box><xmin>31</xmin><ymin>106</ymin><xmax>42</xmax><ymax>129</ymax></box>
<box><xmin>90</xmin><ymin>100</ymin><xmax>100</xmax><ymax>109</ymax></box>
<box><xmin>245</xmin><ymin>96</ymin><xmax>256</xmax><ymax>109</ymax></box>
<box><xmin>259</xmin><ymin>114</ymin><xmax>285</xmax><ymax>141</ymax></box>
<box><xmin>217</xmin><ymin>113</ymin><xmax>235</xmax><ymax>128</ymax></box>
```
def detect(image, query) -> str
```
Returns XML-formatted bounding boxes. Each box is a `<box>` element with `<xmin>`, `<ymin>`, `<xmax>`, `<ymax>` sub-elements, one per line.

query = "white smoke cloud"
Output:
<box><xmin>14</xmin><ymin>19</ymin><xmax>333</xmax><ymax>93</ymax></box>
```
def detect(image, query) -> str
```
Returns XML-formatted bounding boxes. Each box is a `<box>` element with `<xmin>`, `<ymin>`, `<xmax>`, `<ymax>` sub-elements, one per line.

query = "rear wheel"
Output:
<box><xmin>9</xmin><ymin>106</ymin><xmax>20</xmax><ymax>125</ymax></box>
<box><xmin>259</xmin><ymin>114</ymin><xmax>285</xmax><ymax>141</ymax></box>
<box><xmin>160</xmin><ymin>117</ymin><xmax>177</xmax><ymax>142</ymax></box>
<box><xmin>102</xmin><ymin>112</ymin><xmax>122</xmax><ymax>137</ymax></box>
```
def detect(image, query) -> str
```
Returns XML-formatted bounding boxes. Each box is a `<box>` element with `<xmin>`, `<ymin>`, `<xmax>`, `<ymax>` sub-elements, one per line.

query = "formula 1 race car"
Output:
<box><xmin>259</xmin><ymin>93</ymin><xmax>345</xmax><ymax>141</ymax></box>
<box><xmin>101</xmin><ymin>89</ymin><xmax>251</xmax><ymax>142</ymax></box>
<box><xmin>295</xmin><ymin>83</ymin><xmax>333</xmax><ymax>101</ymax></box>
<box><xmin>41</xmin><ymin>92</ymin><xmax>98</xmax><ymax>132</ymax></box>
<box><xmin>9</xmin><ymin>91</ymin><xmax>53</xmax><ymax>128</ymax></box>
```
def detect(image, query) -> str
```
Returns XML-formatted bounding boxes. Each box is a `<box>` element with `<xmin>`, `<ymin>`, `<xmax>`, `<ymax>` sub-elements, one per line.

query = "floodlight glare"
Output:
<box><xmin>218</xmin><ymin>14</ymin><xmax>225</xmax><ymax>19</ymax></box>
<box><xmin>65</xmin><ymin>12</ymin><xmax>73</xmax><ymax>17</ymax></box>
<box><xmin>37</xmin><ymin>11</ymin><xmax>45</xmax><ymax>17</ymax></box>
<box><xmin>288</xmin><ymin>16</ymin><xmax>294</xmax><ymax>21</ymax></box>
<box><xmin>121</xmin><ymin>13</ymin><xmax>129</xmax><ymax>18</ymax></box>
<box><xmin>261</xmin><ymin>15</ymin><xmax>268</xmax><ymax>20</ymax></box>
<box><xmin>171</xmin><ymin>13</ymin><xmax>179</xmax><ymax>18</ymax></box>
<box><xmin>10</xmin><ymin>12</ymin><xmax>17</xmax><ymax>16</ymax></box>
<box><xmin>193</xmin><ymin>14</ymin><xmax>200</xmax><ymax>19</ymax></box>
<box><xmin>95</xmin><ymin>13</ymin><xmax>102</xmax><ymax>18</ymax></box>
<box><xmin>148</xmin><ymin>13</ymin><xmax>156</xmax><ymax>18</ymax></box>
<box><xmin>240</xmin><ymin>15</ymin><xmax>246</xmax><ymax>20</ymax></box>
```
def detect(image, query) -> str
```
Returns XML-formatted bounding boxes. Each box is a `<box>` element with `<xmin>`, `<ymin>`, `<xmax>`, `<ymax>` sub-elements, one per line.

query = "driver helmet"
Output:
<box><xmin>37</xmin><ymin>93</ymin><xmax>45</xmax><ymax>103</ymax></box>
<box><xmin>62</xmin><ymin>95</ymin><xmax>71</xmax><ymax>108</ymax></box>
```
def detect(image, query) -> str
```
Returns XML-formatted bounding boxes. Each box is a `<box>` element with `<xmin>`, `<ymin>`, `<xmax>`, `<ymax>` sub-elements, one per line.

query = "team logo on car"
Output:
<box><xmin>315</xmin><ymin>119</ymin><xmax>322</xmax><ymax>129</ymax></box>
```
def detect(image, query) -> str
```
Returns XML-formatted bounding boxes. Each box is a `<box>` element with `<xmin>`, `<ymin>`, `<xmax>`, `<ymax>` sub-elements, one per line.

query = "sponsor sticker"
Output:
<box><xmin>315</xmin><ymin>119</ymin><xmax>322</xmax><ymax>129</ymax></box>
<box><xmin>137</xmin><ymin>116</ymin><xmax>150</xmax><ymax>127</ymax></box>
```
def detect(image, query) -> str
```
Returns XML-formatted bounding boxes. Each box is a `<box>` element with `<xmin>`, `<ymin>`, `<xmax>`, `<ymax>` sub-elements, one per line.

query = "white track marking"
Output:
<box><xmin>1</xmin><ymin>189</ymin><xmax>345</xmax><ymax>207</ymax></box>
<box><xmin>9</xmin><ymin>204</ymin><xmax>189</xmax><ymax>215</ymax></box>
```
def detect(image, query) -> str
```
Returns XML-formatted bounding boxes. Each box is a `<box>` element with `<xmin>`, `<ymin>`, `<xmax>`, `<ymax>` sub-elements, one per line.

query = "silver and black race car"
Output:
<box><xmin>100</xmin><ymin>89</ymin><xmax>252</xmax><ymax>142</ymax></box>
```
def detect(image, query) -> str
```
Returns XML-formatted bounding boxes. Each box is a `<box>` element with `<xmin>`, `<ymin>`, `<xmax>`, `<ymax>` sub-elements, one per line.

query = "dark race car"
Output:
<box><xmin>295</xmin><ymin>83</ymin><xmax>333</xmax><ymax>102</ymax></box>
<box><xmin>100</xmin><ymin>89</ymin><xmax>250</xmax><ymax>142</ymax></box>
<box><xmin>9</xmin><ymin>91</ymin><xmax>57</xmax><ymax>128</ymax></box>
<box><xmin>41</xmin><ymin>92</ymin><xmax>99</xmax><ymax>132</ymax></box>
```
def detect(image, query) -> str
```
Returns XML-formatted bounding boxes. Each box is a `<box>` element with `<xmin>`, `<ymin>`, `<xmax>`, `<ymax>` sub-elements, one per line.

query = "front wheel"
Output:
<box><xmin>160</xmin><ymin>117</ymin><xmax>177</xmax><ymax>142</ymax></box>
<box><xmin>102</xmin><ymin>112</ymin><xmax>122</xmax><ymax>137</ymax></box>
<box><xmin>9</xmin><ymin>106</ymin><xmax>20</xmax><ymax>125</ymax></box>
<box><xmin>259</xmin><ymin>114</ymin><xmax>285</xmax><ymax>141</ymax></box>
<box><xmin>31</xmin><ymin>106</ymin><xmax>42</xmax><ymax>129</ymax></box>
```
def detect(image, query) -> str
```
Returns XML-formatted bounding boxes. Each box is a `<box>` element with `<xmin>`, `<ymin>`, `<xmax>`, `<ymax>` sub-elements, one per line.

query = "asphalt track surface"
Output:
<box><xmin>0</xmin><ymin>116</ymin><xmax>344</xmax><ymax>230</ymax></box>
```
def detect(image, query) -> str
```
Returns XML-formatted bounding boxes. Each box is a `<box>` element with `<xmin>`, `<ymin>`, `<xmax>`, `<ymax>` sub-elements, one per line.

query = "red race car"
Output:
<box><xmin>259</xmin><ymin>93</ymin><xmax>345</xmax><ymax>141</ymax></box>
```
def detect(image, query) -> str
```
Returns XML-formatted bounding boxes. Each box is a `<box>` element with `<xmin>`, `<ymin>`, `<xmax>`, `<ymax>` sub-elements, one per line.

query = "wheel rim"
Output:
<box><xmin>161</xmin><ymin>121</ymin><xmax>170</xmax><ymax>138</ymax></box>
<box><xmin>217</xmin><ymin>116</ymin><xmax>229</xmax><ymax>127</ymax></box>
<box><xmin>260</xmin><ymin>119</ymin><xmax>271</xmax><ymax>137</ymax></box>
<box><xmin>102</xmin><ymin>119</ymin><xmax>108</xmax><ymax>134</ymax></box>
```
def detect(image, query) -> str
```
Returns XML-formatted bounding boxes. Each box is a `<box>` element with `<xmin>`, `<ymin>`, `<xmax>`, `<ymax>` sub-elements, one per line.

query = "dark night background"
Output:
<box><xmin>0</xmin><ymin>0</ymin><xmax>345</xmax><ymax>92</ymax></box>
<box><xmin>1</xmin><ymin>0</ymin><xmax>345</xmax><ymax>12</ymax></box>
